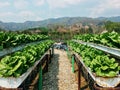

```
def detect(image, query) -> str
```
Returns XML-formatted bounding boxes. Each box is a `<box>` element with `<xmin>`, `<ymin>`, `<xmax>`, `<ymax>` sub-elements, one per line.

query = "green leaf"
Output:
<box><xmin>101</xmin><ymin>66</ymin><xmax>109</xmax><ymax>70</ymax></box>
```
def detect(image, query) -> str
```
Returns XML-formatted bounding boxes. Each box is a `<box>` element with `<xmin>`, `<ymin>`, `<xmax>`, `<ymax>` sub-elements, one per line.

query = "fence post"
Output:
<box><xmin>52</xmin><ymin>46</ymin><xmax>54</xmax><ymax>57</ymax></box>
<box><xmin>48</xmin><ymin>50</ymin><xmax>51</xmax><ymax>63</ymax></box>
<box><xmin>39</xmin><ymin>65</ymin><xmax>42</xmax><ymax>90</ymax></box>
<box><xmin>78</xmin><ymin>64</ymin><xmax>81</xmax><ymax>90</ymax></box>
<box><xmin>66</xmin><ymin>48</ymin><xmax>70</xmax><ymax>59</ymax></box>
<box><xmin>72</xmin><ymin>54</ymin><xmax>75</xmax><ymax>73</ymax></box>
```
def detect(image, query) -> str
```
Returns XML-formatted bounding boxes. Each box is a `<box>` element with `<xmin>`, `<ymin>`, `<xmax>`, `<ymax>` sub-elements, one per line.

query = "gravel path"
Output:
<box><xmin>42</xmin><ymin>49</ymin><xmax>78</xmax><ymax>90</ymax></box>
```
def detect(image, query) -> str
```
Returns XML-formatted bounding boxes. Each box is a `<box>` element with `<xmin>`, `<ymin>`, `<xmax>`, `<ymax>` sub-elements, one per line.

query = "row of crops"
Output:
<box><xmin>73</xmin><ymin>31</ymin><xmax>120</xmax><ymax>48</ymax></box>
<box><xmin>0</xmin><ymin>40</ymin><xmax>53</xmax><ymax>77</ymax></box>
<box><xmin>69</xmin><ymin>31</ymin><xmax>120</xmax><ymax>77</ymax></box>
<box><xmin>0</xmin><ymin>31</ymin><xmax>54</xmax><ymax>88</ymax></box>
<box><xmin>68</xmin><ymin>31</ymin><xmax>120</xmax><ymax>88</ymax></box>
<box><xmin>68</xmin><ymin>41</ymin><xmax>120</xmax><ymax>77</ymax></box>
<box><xmin>0</xmin><ymin>31</ymin><xmax>48</xmax><ymax>50</ymax></box>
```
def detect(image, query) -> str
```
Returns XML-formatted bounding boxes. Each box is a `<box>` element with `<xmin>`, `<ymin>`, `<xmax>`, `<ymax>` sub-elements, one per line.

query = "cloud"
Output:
<box><xmin>46</xmin><ymin>0</ymin><xmax>84</xmax><ymax>9</ymax></box>
<box><xmin>35</xmin><ymin>0</ymin><xmax>45</xmax><ymax>6</ymax></box>
<box><xmin>35</xmin><ymin>17</ymin><xmax>43</xmax><ymax>21</ymax></box>
<box><xmin>0</xmin><ymin>2</ymin><xmax>10</xmax><ymax>8</ymax></box>
<box><xmin>54</xmin><ymin>15</ymin><xmax>62</xmax><ymax>18</ymax></box>
<box><xmin>90</xmin><ymin>0</ymin><xmax>120</xmax><ymax>17</ymax></box>
<box><xmin>14</xmin><ymin>0</ymin><xmax>29</xmax><ymax>10</ymax></box>
<box><xmin>18</xmin><ymin>11</ymin><xmax>43</xmax><ymax>21</ymax></box>
<box><xmin>107</xmin><ymin>0</ymin><xmax>120</xmax><ymax>9</ymax></box>
<box><xmin>0</xmin><ymin>12</ymin><xmax>14</xmax><ymax>18</ymax></box>
<box><xmin>0</xmin><ymin>11</ymin><xmax>41</xmax><ymax>22</ymax></box>
<box><xmin>18</xmin><ymin>11</ymin><xmax>35</xmax><ymax>17</ymax></box>
<box><xmin>0</xmin><ymin>12</ymin><xmax>16</xmax><ymax>22</ymax></box>
<box><xmin>17</xmin><ymin>11</ymin><xmax>38</xmax><ymax>21</ymax></box>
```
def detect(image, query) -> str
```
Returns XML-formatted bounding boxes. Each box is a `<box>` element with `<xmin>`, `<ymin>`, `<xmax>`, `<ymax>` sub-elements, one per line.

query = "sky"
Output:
<box><xmin>0</xmin><ymin>0</ymin><xmax>120</xmax><ymax>22</ymax></box>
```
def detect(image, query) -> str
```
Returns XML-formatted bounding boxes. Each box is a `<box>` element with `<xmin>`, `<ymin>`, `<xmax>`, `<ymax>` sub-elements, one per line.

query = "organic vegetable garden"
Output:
<box><xmin>0</xmin><ymin>31</ymin><xmax>120</xmax><ymax>90</ymax></box>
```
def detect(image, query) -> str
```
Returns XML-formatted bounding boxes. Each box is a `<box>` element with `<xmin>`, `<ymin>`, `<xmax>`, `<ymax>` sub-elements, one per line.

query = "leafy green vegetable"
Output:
<box><xmin>0</xmin><ymin>40</ymin><xmax>53</xmax><ymax>77</ymax></box>
<box><xmin>0</xmin><ymin>31</ymin><xmax>49</xmax><ymax>50</ymax></box>
<box><xmin>68</xmin><ymin>41</ymin><xmax>120</xmax><ymax>77</ymax></box>
<box><xmin>73</xmin><ymin>31</ymin><xmax>120</xmax><ymax>48</ymax></box>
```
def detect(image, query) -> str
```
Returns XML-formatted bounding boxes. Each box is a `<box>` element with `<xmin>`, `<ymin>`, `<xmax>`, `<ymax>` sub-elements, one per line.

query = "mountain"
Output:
<box><xmin>0</xmin><ymin>16</ymin><xmax>120</xmax><ymax>31</ymax></box>
<box><xmin>96</xmin><ymin>16</ymin><xmax>120</xmax><ymax>22</ymax></box>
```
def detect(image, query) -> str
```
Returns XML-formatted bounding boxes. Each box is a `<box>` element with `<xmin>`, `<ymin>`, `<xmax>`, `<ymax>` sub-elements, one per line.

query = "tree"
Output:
<box><xmin>105</xmin><ymin>21</ymin><xmax>120</xmax><ymax>33</ymax></box>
